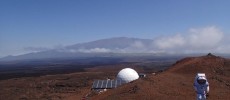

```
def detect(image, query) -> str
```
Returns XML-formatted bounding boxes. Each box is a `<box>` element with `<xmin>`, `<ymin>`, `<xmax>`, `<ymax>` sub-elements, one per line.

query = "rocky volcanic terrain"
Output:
<box><xmin>0</xmin><ymin>63</ymin><xmax>144</xmax><ymax>100</ymax></box>
<box><xmin>92</xmin><ymin>54</ymin><xmax>230</xmax><ymax>100</ymax></box>
<box><xmin>0</xmin><ymin>54</ymin><xmax>229</xmax><ymax>100</ymax></box>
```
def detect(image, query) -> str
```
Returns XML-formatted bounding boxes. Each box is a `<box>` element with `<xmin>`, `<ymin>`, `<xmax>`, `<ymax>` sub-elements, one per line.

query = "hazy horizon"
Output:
<box><xmin>1</xmin><ymin>0</ymin><xmax>230</xmax><ymax>57</ymax></box>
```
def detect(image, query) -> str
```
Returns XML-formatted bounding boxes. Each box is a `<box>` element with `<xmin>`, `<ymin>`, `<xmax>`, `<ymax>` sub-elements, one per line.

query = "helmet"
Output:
<box><xmin>197</xmin><ymin>77</ymin><xmax>206</xmax><ymax>84</ymax></box>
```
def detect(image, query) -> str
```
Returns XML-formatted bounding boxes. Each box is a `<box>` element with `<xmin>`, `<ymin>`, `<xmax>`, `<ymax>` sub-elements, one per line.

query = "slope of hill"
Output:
<box><xmin>0</xmin><ymin>54</ymin><xmax>229</xmax><ymax>100</ymax></box>
<box><xmin>0</xmin><ymin>61</ymin><xmax>172</xmax><ymax>100</ymax></box>
<box><xmin>91</xmin><ymin>54</ymin><xmax>230</xmax><ymax>100</ymax></box>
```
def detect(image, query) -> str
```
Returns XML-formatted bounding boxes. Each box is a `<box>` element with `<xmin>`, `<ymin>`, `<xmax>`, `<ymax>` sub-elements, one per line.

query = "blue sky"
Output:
<box><xmin>0</xmin><ymin>0</ymin><xmax>230</xmax><ymax>57</ymax></box>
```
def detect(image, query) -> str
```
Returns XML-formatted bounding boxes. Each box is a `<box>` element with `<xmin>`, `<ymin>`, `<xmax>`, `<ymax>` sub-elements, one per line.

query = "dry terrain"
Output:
<box><xmin>92</xmin><ymin>54</ymin><xmax>230</xmax><ymax>100</ymax></box>
<box><xmin>0</xmin><ymin>54</ymin><xmax>229</xmax><ymax>100</ymax></box>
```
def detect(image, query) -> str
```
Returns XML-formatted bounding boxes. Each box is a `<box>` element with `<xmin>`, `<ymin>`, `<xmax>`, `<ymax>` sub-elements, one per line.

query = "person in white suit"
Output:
<box><xmin>194</xmin><ymin>73</ymin><xmax>209</xmax><ymax>100</ymax></box>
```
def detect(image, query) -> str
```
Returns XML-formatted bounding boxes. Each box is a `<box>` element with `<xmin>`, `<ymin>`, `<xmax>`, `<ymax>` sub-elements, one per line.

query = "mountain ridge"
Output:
<box><xmin>1</xmin><ymin>37</ymin><xmax>230</xmax><ymax>62</ymax></box>
<box><xmin>0</xmin><ymin>37</ymin><xmax>154</xmax><ymax>61</ymax></box>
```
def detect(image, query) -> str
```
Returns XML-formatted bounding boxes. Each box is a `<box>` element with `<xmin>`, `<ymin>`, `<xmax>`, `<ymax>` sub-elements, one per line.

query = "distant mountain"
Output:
<box><xmin>0</xmin><ymin>37</ymin><xmax>154</xmax><ymax>61</ymax></box>
<box><xmin>67</xmin><ymin>37</ymin><xmax>152</xmax><ymax>50</ymax></box>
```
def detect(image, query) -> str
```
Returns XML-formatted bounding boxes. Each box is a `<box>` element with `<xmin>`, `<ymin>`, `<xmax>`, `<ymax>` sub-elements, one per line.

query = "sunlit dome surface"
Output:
<box><xmin>117</xmin><ymin>68</ymin><xmax>139</xmax><ymax>83</ymax></box>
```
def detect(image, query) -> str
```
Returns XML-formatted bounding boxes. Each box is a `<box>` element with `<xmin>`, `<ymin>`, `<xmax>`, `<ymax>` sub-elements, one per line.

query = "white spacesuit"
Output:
<box><xmin>193</xmin><ymin>73</ymin><xmax>209</xmax><ymax>100</ymax></box>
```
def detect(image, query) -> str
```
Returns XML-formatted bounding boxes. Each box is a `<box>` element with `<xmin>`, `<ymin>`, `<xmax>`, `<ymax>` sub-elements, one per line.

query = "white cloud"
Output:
<box><xmin>215</xmin><ymin>45</ymin><xmax>230</xmax><ymax>54</ymax></box>
<box><xmin>130</xmin><ymin>41</ymin><xmax>145</xmax><ymax>48</ymax></box>
<box><xmin>123</xmin><ymin>41</ymin><xmax>148</xmax><ymax>53</ymax></box>
<box><xmin>152</xmin><ymin>26</ymin><xmax>228</xmax><ymax>53</ymax></box>
<box><xmin>154</xmin><ymin>34</ymin><xmax>185</xmax><ymax>49</ymax></box>
<box><xmin>188</xmin><ymin>26</ymin><xmax>223</xmax><ymax>49</ymax></box>
<box><xmin>78</xmin><ymin>48</ymin><xmax>111</xmax><ymax>53</ymax></box>
<box><xmin>65</xmin><ymin>26</ymin><xmax>229</xmax><ymax>54</ymax></box>
<box><xmin>21</xmin><ymin>26</ymin><xmax>230</xmax><ymax>55</ymax></box>
<box><xmin>24</xmin><ymin>47</ymin><xmax>50</xmax><ymax>52</ymax></box>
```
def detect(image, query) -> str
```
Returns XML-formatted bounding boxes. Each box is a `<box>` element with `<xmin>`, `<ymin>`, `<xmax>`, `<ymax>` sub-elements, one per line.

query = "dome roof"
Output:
<box><xmin>117</xmin><ymin>68</ymin><xmax>139</xmax><ymax>83</ymax></box>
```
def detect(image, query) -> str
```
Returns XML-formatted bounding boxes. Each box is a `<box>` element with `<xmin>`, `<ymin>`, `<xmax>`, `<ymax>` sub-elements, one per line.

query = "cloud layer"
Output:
<box><xmin>24</xmin><ymin>26</ymin><xmax>230</xmax><ymax>54</ymax></box>
<box><xmin>153</xmin><ymin>26</ymin><xmax>227</xmax><ymax>53</ymax></box>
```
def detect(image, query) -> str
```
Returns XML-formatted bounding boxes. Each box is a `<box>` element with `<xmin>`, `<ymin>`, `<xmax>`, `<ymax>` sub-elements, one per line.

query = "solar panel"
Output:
<box><xmin>105</xmin><ymin>80</ymin><xmax>108</xmax><ymax>88</ymax></box>
<box><xmin>98</xmin><ymin>80</ymin><xmax>103</xmax><ymax>88</ymax></box>
<box><xmin>92</xmin><ymin>80</ymin><xmax>125</xmax><ymax>89</ymax></box>
<box><xmin>107</xmin><ymin>80</ymin><xmax>112</xmax><ymax>88</ymax></box>
<box><xmin>92</xmin><ymin>80</ymin><xmax>98</xmax><ymax>88</ymax></box>
<box><xmin>96</xmin><ymin>80</ymin><xmax>100</xmax><ymax>87</ymax></box>
<box><xmin>101</xmin><ymin>80</ymin><xmax>106</xmax><ymax>88</ymax></box>
<box><xmin>117</xmin><ymin>79</ymin><xmax>122</xmax><ymax>86</ymax></box>
<box><xmin>112</xmin><ymin>80</ymin><xmax>116</xmax><ymax>88</ymax></box>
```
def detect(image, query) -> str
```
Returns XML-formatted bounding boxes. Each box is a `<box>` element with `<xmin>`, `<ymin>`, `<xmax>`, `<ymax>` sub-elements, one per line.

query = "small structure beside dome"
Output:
<box><xmin>139</xmin><ymin>73</ymin><xmax>146</xmax><ymax>78</ymax></box>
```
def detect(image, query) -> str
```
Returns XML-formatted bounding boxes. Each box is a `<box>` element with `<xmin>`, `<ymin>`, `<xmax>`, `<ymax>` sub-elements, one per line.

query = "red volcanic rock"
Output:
<box><xmin>91</xmin><ymin>54</ymin><xmax>230</xmax><ymax>100</ymax></box>
<box><xmin>0</xmin><ymin>54</ymin><xmax>229</xmax><ymax>100</ymax></box>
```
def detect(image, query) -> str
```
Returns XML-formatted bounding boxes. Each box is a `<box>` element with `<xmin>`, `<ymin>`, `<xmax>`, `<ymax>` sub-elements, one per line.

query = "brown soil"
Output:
<box><xmin>0</xmin><ymin>54</ymin><xmax>229</xmax><ymax>100</ymax></box>
<box><xmin>92</xmin><ymin>54</ymin><xmax>230</xmax><ymax>100</ymax></box>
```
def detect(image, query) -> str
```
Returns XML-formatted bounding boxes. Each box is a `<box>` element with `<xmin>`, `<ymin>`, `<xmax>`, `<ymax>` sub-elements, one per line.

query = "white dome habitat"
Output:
<box><xmin>117</xmin><ymin>68</ymin><xmax>139</xmax><ymax>83</ymax></box>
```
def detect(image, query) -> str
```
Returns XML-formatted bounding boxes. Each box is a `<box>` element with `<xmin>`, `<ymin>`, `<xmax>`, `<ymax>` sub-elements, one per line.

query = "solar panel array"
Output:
<box><xmin>92</xmin><ymin>80</ymin><xmax>125</xmax><ymax>89</ymax></box>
